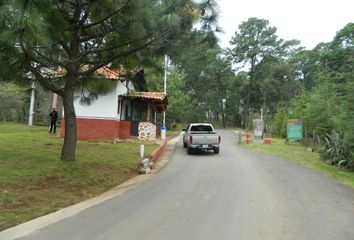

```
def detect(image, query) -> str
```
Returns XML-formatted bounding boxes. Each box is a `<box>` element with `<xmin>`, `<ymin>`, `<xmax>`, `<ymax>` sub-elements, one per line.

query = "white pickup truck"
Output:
<box><xmin>182</xmin><ymin>123</ymin><xmax>221</xmax><ymax>154</ymax></box>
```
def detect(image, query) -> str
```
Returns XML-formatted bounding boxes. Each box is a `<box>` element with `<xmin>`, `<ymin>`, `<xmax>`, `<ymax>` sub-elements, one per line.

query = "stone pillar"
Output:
<box><xmin>138</xmin><ymin>122</ymin><xmax>157</xmax><ymax>141</ymax></box>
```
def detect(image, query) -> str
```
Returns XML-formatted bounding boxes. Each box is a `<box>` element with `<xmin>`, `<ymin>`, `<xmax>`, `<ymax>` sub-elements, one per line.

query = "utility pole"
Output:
<box><xmin>161</xmin><ymin>55</ymin><xmax>168</xmax><ymax>140</ymax></box>
<box><xmin>28</xmin><ymin>82</ymin><xmax>36</xmax><ymax>126</ymax></box>
<box><xmin>164</xmin><ymin>54</ymin><xmax>168</xmax><ymax>94</ymax></box>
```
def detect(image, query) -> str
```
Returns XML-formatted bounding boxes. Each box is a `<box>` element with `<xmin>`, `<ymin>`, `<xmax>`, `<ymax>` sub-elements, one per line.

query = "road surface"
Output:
<box><xmin>15</xmin><ymin>131</ymin><xmax>354</xmax><ymax>239</ymax></box>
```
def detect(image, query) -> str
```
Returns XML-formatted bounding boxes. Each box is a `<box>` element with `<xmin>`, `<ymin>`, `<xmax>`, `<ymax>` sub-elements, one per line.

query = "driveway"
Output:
<box><xmin>8</xmin><ymin>131</ymin><xmax>354</xmax><ymax>239</ymax></box>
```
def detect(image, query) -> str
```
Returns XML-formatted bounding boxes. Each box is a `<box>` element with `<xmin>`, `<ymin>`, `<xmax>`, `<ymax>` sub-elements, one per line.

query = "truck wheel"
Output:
<box><xmin>183</xmin><ymin>141</ymin><xmax>187</xmax><ymax>148</ymax></box>
<box><xmin>214</xmin><ymin>148</ymin><xmax>219</xmax><ymax>154</ymax></box>
<box><xmin>187</xmin><ymin>147</ymin><xmax>193</xmax><ymax>154</ymax></box>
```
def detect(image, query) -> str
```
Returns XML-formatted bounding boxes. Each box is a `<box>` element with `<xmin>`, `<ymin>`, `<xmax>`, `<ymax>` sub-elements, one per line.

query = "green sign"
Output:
<box><xmin>287</xmin><ymin>120</ymin><xmax>303</xmax><ymax>140</ymax></box>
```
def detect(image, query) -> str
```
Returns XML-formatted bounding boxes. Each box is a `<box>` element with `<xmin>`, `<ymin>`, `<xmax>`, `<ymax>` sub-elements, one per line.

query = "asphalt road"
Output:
<box><xmin>16</xmin><ymin>131</ymin><xmax>354</xmax><ymax>240</ymax></box>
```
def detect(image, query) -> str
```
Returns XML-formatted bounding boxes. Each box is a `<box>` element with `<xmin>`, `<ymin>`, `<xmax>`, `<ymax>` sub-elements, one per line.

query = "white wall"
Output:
<box><xmin>74</xmin><ymin>80</ymin><xmax>133</xmax><ymax>120</ymax></box>
<box><xmin>116</xmin><ymin>80</ymin><xmax>133</xmax><ymax>96</ymax></box>
<box><xmin>74</xmin><ymin>81</ymin><xmax>134</xmax><ymax>119</ymax></box>
<box><xmin>74</xmin><ymin>89</ymin><xmax>117</xmax><ymax>119</ymax></box>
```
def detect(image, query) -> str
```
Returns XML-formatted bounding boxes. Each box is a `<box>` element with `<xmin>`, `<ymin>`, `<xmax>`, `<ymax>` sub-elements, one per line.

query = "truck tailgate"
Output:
<box><xmin>190</xmin><ymin>133</ymin><xmax>219</xmax><ymax>145</ymax></box>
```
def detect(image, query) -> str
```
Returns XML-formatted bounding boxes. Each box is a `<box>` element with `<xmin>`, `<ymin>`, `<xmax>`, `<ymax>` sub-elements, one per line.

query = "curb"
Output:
<box><xmin>150</xmin><ymin>139</ymin><xmax>168</xmax><ymax>163</ymax></box>
<box><xmin>138</xmin><ymin>139</ymin><xmax>167</xmax><ymax>174</ymax></box>
<box><xmin>0</xmin><ymin>134</ymin><xmax>182</xmax><ymax>240</ymax></box>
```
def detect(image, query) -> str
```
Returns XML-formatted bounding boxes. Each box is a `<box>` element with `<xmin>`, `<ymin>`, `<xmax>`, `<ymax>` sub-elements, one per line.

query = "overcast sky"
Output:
<box><xmin>216</xmin><ymin>0</ymin><xmax>354</xmax><ymax>49</ymax></box>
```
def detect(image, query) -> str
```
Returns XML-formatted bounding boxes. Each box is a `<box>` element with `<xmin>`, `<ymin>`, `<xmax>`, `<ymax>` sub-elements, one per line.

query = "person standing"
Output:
<box><xmin>49</xmin><ymin>108</ymin><xmax>58</xmax><ymax>134</ymax></box>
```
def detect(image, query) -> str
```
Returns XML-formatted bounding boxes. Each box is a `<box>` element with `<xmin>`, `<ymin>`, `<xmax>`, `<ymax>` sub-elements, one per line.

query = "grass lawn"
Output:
<box><xmin>241</xmin><ymin>138</ymin><xmax>354</xmax><ymax>190</ymax></box>
<box><xmin>0</xmin><ymin>122</ymin><xmax>159</xmax><ymax>231</ymax></box>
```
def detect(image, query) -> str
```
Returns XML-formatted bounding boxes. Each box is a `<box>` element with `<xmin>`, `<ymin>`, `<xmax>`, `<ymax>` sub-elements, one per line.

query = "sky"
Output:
<box><xmin>216</xmin><ymin>0</ymin><xmax>354</xmax><ymax>49</ymax></box>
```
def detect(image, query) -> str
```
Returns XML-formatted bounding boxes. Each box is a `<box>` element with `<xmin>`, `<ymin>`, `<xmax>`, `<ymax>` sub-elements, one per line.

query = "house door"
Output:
<box><xmin>130</xmin><ymin>120</ymin><xmax>139</xmax><ymax>136</ymax></box>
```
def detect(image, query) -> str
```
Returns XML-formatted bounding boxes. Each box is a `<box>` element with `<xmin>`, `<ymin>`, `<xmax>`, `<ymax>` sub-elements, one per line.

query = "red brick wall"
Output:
<box><xmin>60</xmin><ymin>118</ymin><xmax>130</xmax><ymax>141</ymax></box>
<box><xmin>119</xmin><ymin>121</ymin><xmax>131</xmax><ymax>139</ymax></box>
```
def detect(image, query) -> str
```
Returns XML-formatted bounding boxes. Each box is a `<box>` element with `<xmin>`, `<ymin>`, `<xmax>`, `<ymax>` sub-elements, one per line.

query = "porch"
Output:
<box><xmin>119</xmin><ymin>92</ymin><xmax>168</xmax><ymax>140</ymax></box>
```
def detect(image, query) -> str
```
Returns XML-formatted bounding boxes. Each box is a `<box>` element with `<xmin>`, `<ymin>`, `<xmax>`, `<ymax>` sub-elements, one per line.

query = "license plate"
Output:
<box><xmin>202</xmin><ymin>144</ymin><xmax>208</xmax><ymax>148</ymax></box>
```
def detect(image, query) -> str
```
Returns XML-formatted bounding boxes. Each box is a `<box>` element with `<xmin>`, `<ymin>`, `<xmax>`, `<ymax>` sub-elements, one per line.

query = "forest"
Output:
<box><xmin>148</xmin><ymin>19</ymin><xmax>354</xmax><ymax>170</ymax></box>
<box><xmin>0</xmin><ymin>1</ymin><xmax>353</xmax><ymax>168</ymax></box>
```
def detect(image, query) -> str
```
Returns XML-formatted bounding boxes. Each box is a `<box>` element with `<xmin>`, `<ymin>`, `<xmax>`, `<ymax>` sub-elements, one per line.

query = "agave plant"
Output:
<box><xmin>321</xmin><ymin>131</ymin><xmax>349</xmax><ymax>167</ymax></box>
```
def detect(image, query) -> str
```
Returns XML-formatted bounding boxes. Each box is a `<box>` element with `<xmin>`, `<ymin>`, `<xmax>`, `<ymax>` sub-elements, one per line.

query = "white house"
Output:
<box><xmin>60</xmin><ymin>67</ymin><xmax>168</xmax><ymax>141</ymax></box>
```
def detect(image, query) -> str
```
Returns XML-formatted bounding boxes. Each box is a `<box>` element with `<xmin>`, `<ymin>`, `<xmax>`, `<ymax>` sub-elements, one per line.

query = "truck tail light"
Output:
<box><xmin>218</xmin><ymin>135</ymin><xmax>221</xmax><ymax>144</ymax></box>
<box><xmin>189</xmin><ymin>135</ymin><xmax>193</xmax><ymax>144</ymax></box>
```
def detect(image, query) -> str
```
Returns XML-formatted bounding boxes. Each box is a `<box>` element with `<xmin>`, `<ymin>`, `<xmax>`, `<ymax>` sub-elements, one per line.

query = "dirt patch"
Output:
<box><xmin>3</xmin><ymin>201</ymin><xmax>31</xmax><ymax>211</ymax></box>
<box><xmin>44</xmin><ymin>143</ymin><xmax>55</xmax><ymax>146</ymax></box>
<box><xmin>39</xmin><ymin>174</ymin><xmax>67</xmax><ymax>189</ymax></box>
<box><xmin>86</xmin><ymin>162</ymin><xmax>115</xmax><ymax>174</ymax></box>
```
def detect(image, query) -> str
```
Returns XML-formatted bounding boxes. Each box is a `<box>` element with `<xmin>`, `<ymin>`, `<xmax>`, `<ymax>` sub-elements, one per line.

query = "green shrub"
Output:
<box><xmin>320</xmin><ymin>131</ymin><xmax>351</xmax><ymax>169</ymax></box>
<box><xmin>270</xmin><ymin>106</ymin><xmax>287</xmax><ymax>137</ymax></box>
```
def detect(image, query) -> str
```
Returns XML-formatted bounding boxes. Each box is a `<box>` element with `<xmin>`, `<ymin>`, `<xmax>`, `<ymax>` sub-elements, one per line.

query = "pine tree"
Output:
<box><xmin>0</xmin><ymin>0</ymin><xmax>218</xmax><ymax>161</ymax></box>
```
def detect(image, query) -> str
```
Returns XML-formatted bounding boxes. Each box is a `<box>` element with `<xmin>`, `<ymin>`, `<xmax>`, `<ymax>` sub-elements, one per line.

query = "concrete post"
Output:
<box><xmin>28</xmin><ymin>82</ymin><xmax>36</xmax><ymax>126</ymax></box>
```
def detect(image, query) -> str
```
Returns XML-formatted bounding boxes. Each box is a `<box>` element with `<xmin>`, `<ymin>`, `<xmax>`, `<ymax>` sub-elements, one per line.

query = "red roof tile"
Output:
<box><xmin>49</xmin><ymin>65</ymin><xmax>126</xmax><ymax>80</ymax></box>
<box><xmin>120</xmin><ymin>92</ymin><xmax>168</xmax><ymax>112</ymax></box>
<box><xmin>96</xmin><ymin>67</ymin><xmax>121</xmax><ymax>79</ymax></box>
<box><xmin>124</xmin><ymin>92</ymin><xmax>167</xmax><ymax>101</ymax></box>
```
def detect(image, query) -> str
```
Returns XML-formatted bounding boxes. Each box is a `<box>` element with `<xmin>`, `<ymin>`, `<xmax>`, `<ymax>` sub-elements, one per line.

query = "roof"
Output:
<box><xmin>48</xmin><ymin>65</ymin><xmax>126</xmax><ymax>80</ymax></box>
<box><xmin>85</xmin><ymin>65</ymin><xmax>127</xmax><ymax>80</ymax></box>
<box><xmin>123</xmin><ymin>92</ymin><xmax>166</xmax><ymax>100</ymax></box>
<box><xmin>96</xmin><ymin>66</ymin><xmax>124</xmax><ymax>79</ymax></box>
<box><xmin>120</xmin><ymin>92</ymin><xmax>168</xmax><ymax>112</ymax></box>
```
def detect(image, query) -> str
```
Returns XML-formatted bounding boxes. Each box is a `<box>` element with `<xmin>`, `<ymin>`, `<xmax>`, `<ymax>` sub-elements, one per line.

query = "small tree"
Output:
<box><xmin>270</xmin><ymin>106</ymin><xmax>287</xmax><ymax>138</ymax></box>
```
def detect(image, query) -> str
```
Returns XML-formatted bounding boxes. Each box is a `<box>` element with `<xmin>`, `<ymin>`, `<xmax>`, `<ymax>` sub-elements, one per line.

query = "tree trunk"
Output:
<box><xmin>244</xmin><ymin>86</ymin><xmax>250</xmax><ymax>128</ymax></box>
<box><xmin>244</xmin><ymin>57</ymin><xmax>256</xmax><ymax>129</ymax></box>
<box><xmin>61</xmin><ymin>87</ymin><xmax>77</xmax><ymax>161</ymax></box>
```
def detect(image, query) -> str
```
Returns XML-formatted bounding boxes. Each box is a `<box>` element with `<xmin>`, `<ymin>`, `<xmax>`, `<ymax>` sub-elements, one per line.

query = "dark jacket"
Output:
<box><xmin>49</xmin><ymin>110</ymin><xmax>58</xmax><ymax>122</ymax></box>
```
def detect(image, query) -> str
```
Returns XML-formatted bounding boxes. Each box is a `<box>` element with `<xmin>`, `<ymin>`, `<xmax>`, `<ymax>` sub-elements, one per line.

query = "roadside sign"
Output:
<box><xmin>287</xmin><ymin>119</ymin><xmax>303</xmax><ymax>140</ymax></box>
<box><xmin>253</xmin><ymin>119</ymin><xmax>264</xmax><ymax>140</ymax></box>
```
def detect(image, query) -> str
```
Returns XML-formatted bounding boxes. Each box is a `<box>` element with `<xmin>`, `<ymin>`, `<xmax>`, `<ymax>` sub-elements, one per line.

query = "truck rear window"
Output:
<box><xmin>190</xmin><ymin>125</ymin><xmax>213</xmax><ymax>132</ymax></box>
